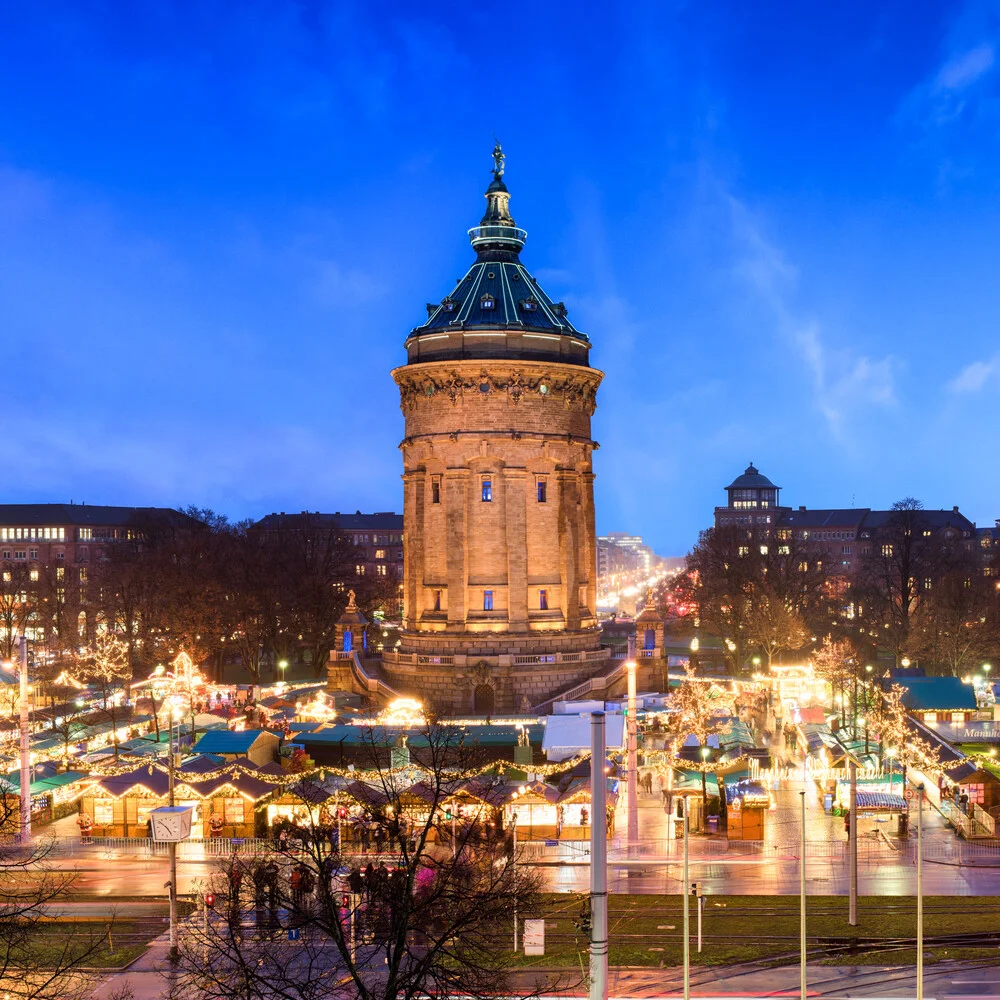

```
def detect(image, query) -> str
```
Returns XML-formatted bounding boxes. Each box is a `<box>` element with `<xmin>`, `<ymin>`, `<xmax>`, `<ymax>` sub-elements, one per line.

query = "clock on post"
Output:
<box><xmin>150</xmin><ymin>805</ymin><xmax>194</xmax><ymax>842</ymax></box>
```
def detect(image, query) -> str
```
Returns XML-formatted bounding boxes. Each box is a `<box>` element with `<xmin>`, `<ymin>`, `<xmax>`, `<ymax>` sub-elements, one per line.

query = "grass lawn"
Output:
<box><xmin>17</xmin><ymin>919</ymin><xmax>157</xmax><ymax>969</ymax></box>
<box><xmin>509</xmin><ymin>894</ymin><xmax>1000</xmax><ymax>969</ymax></box>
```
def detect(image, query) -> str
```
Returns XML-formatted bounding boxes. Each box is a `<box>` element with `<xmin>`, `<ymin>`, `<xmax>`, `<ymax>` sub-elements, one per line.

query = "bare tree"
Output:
<box><xmin>0</xmin><ymin>796</ymin><xmax>117</xmax><ymax>999</ymax></box>
<box><xmin>0</xmin><ymin>562</ymin><xmax>37</xmax><ymax>661</ymax></box>
<box><xmin>173</xmin><ymin>724</ymin><xmax>555</xmax><ymax>1000</ymax></box>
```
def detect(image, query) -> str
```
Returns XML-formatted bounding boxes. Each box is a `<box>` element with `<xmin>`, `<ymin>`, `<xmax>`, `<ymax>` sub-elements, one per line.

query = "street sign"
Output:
<box><xmin>523</xmin><ymin>918</ymin><xmax>545</xmax><ymax>955</ymax></box>
<box><xmin>904</xmin><ymin>788</ymin><xmax>914</xmax><ymax>801</ymax></box>
<box><xmin>287</xmin><ymin>927</ymin><xmax>300</xmax><ymax>941</ymax></box>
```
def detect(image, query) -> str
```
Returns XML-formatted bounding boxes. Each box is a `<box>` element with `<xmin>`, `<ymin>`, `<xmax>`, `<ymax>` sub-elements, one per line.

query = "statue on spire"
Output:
<box><xmin>491</xmin><ymin>140</ymin><xmax>505</xmax><ymax>178</ymax></box>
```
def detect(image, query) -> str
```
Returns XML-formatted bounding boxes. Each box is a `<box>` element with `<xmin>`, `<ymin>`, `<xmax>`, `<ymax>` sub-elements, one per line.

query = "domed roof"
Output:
<box><xmin>404</xmin><ymin>144</ymin><xmax>591</xmax><ymax>367</ymax></box>
<box><xmin>726</xmin><ymin>463</ymin><xmax>779</xmax><ymax>490</ymax></box>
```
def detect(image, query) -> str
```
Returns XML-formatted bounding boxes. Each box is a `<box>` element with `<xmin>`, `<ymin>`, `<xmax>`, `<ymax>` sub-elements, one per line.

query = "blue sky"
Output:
<box><xmin>3</xmin><ymin>0</ymin><xmax>1000</xmax><ymax>555</ymax></box>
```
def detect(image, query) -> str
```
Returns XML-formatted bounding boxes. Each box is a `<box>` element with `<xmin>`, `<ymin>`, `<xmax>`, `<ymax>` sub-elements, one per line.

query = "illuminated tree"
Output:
<box><xmin>78</xmin><ymin>632</ymin><xmax>131</xmax><ymax>759</ymax></box>
<box><xmin>670</xmin><ymin>665</ymin><xmax>719</xmax><ymax>810</ymax></box>
<box><xmin>869</xmin><ymin>682</ymin><xmax>940</xmax><ymax>789</ymax></box>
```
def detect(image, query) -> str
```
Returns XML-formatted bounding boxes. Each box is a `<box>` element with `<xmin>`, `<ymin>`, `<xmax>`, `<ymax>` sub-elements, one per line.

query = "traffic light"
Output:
<box><xmin>689</xmin><ymin>882</ymin><xmax>701</xmax><ymax>898</ymax></box>
<box><xmin>573</xmin><ymin>904</ymin><xmax>592</xmax><ymax>938</ymax></box>
<box><xmin>444</xmin><ymin>809</ymin><xmax>453</xmax><ymax>820</ymax></box>
<box><xmin>205</xmin><ymin>893</ymin><xmax>215</xmax><ymax>909</ymax></box>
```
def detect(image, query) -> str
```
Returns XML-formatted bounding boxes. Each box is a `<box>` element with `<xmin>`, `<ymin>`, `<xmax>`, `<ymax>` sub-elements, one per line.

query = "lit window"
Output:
<box><xmin>355</xmin><ymin>564</ymin><xmax>366</xmax><ymax>576</ymax></box>
<box><xmin>376</xmin><ymin>564</ymin><xmax>387</xmax><ymax>576</ymax></box>
<box><xmin>375</xmin><ymin>549</ymin><xmax>386</xmax><ymax>560</ymax></box>
<box><xmin>482</xmin><ymin>478</ymin><xmax>492</xmax><ymax>502</ymax></box>
<box><xmin>778</xmin><ymin>545</ymin><xmax>790</xmax><ymax>555</ymax></box>
<box><xmin>56</xmin><ymin>566</ymin><xmax>64</xmax><ymax>580</ymax></box>
<box><xmin>79</xmin><ymin>567</ymin><xmax>87</xmax><ymax>582</ymax></box>
<box><xmin>539</xmin><ymin>589</ymin><xmax>548</xmax><ymax>610</ymax></box>
<box><xmin>483</xmin><ymin>590</ymin><xmax>494</xmax><ymax>611</ymax></box>
<box><xmin>79</xmin><ymin>528</ymin><xmax>92</xmax><ymax>541</ymax></box>
<box><xmin>537</xmin><ymin>479</ymin><xmax>547</xmax><ymax>503</ymax></box>
<box><xmin>480</xmin><ymin>294</ymin><xmax>495</xmax><ymax>310</ymax></box>
<box><xmin>29</xmin><ymin>569</ymin><xmax>38</xmax><ymax>582</ymax></box>
<box><xmin>882</xmin><ymin>544</ymin><xmax>894</xmax><ymax>557</ymax></box>
<box><xmin>759</xmin><ymin>545</ymin><xmax>768</xmax><ymax>555</ymax></box>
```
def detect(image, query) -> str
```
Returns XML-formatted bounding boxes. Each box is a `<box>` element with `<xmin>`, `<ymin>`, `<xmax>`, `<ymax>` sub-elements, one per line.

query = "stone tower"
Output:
<box><xmin>384</xmin><ymin>146</ymin><xmax>610</xmax><ymax>713</ymax></box>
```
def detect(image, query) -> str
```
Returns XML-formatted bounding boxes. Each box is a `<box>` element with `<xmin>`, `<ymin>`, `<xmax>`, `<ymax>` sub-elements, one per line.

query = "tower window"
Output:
<box><xmin>481</xmin><ymin>478</ymin><xmax>492</xmax><ymax>502</ymax></box>
<box><xmin>539</xmin><ymin>589</ymin><xmax>548</xmax><ymax>610</ymax></box>
<box><xmin>483</xmin><ymin>590</ymin><xmax>494</xmax><ymax>611</ymax></box>
<box><xmin>520</xmin><ymin>298</ymin><xmax>538</xmax><ymax>313</ymax></box>
<box><xmin>431</xmin><ymin>479</ymin><xmax>440</xmax><ymax>504</ymax></box>
<box><xmin>537</xmin><ymin>479</ymin><xmax>547</xmax><ymax>503</ymax></box>
<box><xmin>441</xmin><ymin>296</ymin><xmax>456</xmax><ymax>313</ymax></box>
<box><xmin>433</xmin><ymin>589</ymin><xmax>442</xmax><ymax>611</ymax></box>
<box><xmin>480</xmin><ymin>294</ymin><xmax>495</xmax><ymax>310</ymax></box>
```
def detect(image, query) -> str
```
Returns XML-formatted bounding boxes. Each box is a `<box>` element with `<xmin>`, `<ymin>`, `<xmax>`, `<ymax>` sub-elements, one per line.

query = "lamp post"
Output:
<box><xmin>278</xmin><ymin>659</ymin><xmax>288</xmax><ymax>682</ymax></box>
<box><xmin>167</xmin><ymin>701</ymin><xmax>181</xmax><ymax>963</ymax></box>
<box><xmin>589</xmin><ymin>712</ymin><xmax>608</xmax><ymax>1000</ymax></box>
<box><xmin>700</xmin><ymin>746</ymin><xmax>710</xmax><ymax>819</ymax></box>
<box><xmin>626</xmin><ymin>635</ymin><xmax>638</xmax><ymax>850</ymax></box>
<box><xmin>18</xmin><ymin>637</ymin><xmax>31</xmax><ymax>845</ymax></box>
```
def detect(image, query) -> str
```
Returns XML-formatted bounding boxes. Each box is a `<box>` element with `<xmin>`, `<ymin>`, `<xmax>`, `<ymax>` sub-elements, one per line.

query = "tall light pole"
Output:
<box><xmin>683</xmin><ymin>795</ymin><xmax>690</xmax><ymax>1000</ymax></box>
<box><xmin>799</xmin><ymin>789</ymin><xmax>806</xmax><ymax>1000</ymax></box>
<box><xmin>917</xmin><ymin>783</ymin><xmax>924</xmax><ymax>1000</ymax></box>
<box><xmin>18</xmin><ymin>637</ymin><xmax>31</xmax><ymax>845</ymax></box>
<box><xmin>589</xmin><ymin>712</ymin><xmax>608</xmax><ymax>1000</ymax></box>
<box><xmin>168</xmin><ymin>703</ymin><xmax>180</xmax><ymax>963</ymax></box>
<box><xmin>626</xmin><ymin>633</ymin><xmax>638</xmax><ymax>850</ymax></box>
<box><xmin>848</xmin><ymin>760</ymin><xmax>858</xmax><ymax>926</ymax></box>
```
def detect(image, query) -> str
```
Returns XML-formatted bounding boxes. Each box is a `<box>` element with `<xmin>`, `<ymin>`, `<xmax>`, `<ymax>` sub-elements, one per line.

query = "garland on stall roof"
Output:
<box><xmin>84</xmin><ymin>752</ymin><xmax>593</xmax><ymax>786</ymax></box>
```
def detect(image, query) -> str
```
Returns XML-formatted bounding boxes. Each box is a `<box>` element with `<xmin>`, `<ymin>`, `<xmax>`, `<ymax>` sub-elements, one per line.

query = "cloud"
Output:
<box><xmin>726</xmin><ymin>195</ymin><xmax>896</xmax><ymax>440</ymax></box>
<box><xmin>947</xmin><ymin>357</ymin><xmax>997</xmax><ymax>393</ymax></box>
<box><xmin>937</xmin><ymin>42</ymin><xmax>995</xmax><ymax>91</ymax></box>
<box><xmin>900</xmin><ymin>34</ymin><xmax>998</xmax><ymax>130</ymax></box>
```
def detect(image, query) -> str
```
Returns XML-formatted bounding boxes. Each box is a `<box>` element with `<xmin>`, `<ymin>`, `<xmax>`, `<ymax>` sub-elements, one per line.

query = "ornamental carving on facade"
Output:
<box><xmin>394</xmin><ymin>368</ymin><xmax>599</xmax><ymax>415</ymax></box>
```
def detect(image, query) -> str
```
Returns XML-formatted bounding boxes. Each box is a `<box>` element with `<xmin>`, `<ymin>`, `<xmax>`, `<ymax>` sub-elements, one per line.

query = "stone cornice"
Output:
<box><xmin>391</xmin><ymin>360</ymin><xmax>603</xmax><ymax>415</ymax></box>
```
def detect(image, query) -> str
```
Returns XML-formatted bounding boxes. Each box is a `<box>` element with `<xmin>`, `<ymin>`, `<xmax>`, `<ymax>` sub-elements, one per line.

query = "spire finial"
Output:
<box><xmin>491</xmin><ymin>140</ymin><xmax>505</xmax><ymax>179</ymax></box>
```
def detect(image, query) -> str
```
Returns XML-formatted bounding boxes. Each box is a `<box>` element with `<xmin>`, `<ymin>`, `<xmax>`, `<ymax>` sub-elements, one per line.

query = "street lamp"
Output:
<box><xmin>700</xmin><ymin>746</ymin><xmax>710</xmax><ymax>817</ymax></box>
<box><xmin>278</xmin><ymin>659</ymin><xmax>288</xmax><ymax>681</ymax></box>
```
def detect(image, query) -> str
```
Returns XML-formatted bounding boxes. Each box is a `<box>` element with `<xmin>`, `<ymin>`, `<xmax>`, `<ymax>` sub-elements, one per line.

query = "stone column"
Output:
<box><xmin>559</xmin><ymin>470</ymin><xmax>581</xmax><ymax>631</ymax></box>
<box><xmin>402</xmin><ymin>469</ymin><xmax>425</xmax><ymax>630</ymax></box>
<box><xmin>504</xmin><ymin>468</ymin><xmax>528</xmax><ymax>631</ymax></box>
<box><xmin>445</xmin><ymin>468</ymin><xmax>469</xmax><ymax>630</ymax></box>
<box><xmin>581</xmin><ymin>470</ymin><xmax>598</xmax><ymax>624</ymax></box>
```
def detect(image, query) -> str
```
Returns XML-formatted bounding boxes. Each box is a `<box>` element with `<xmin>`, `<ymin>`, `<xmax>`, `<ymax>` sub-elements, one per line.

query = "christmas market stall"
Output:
<box><xmin>724</xmin><ymin>778</ymin><xmax>771</xmax><ymax>841</ymax></box>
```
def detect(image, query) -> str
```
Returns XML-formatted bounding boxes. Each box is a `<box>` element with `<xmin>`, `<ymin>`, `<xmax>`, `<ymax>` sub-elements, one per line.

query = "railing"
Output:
<box><xmin>350</xmin><ymin>652</ymin><xmax>400</xmax><ymax>702</ymax></box>
<box><xmin>417</xmin><ymin>655</ymin><xmax>454</xmax><ymax>665</ymax></box>
<box><xmin>44</xmin><ymin>836</ymin><xmax>273</xmax><ymax>858</ymax></box>
<box><xmin>467</xmin><ymin>225</ymin><xmax>528</xmax><ymax>246</ymax></box>
<box><xmin>531</xmin><ymin>657</ymin><xmax>629</xmax><ymax>714</ymax></box>
<box><xmin>638</xmin><ymin>648</ymin><xmax>658</xmax><ymax>658</ymax></box>
<box><xmin>972</xmin><ymin>802</ymin><xmax>996</xmax><ymax>837</ymax></box>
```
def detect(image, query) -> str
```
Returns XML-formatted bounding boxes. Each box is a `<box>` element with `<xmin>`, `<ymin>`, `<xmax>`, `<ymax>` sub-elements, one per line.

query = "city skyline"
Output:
<box><xmin>4</xmin><ymin>1</ymin><xmax>1000</xmax><ymax>555</ymax></box>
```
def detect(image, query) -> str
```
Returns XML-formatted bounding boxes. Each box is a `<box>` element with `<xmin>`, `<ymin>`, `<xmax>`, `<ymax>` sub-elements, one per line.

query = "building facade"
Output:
<box><xmin>384</xmin><ymin>146</ymin><xmax>609</xmax><ymax>713</ymax></box>
<box><xmin>252</xmin><ymin>511</ymin><xmax>404</xmax><ymax>582</ymax></box>
<box><xmin>712</xmin><ymin>464</ymin><xmax>985</xmax><ymax>579</ymax></box>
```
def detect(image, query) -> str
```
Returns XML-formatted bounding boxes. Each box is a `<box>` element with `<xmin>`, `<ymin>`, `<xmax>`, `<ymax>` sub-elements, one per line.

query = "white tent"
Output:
<box><xmin>542</xmin><ymin>713</ymin><xmax>626</xmax><ymax>761</ymax></box>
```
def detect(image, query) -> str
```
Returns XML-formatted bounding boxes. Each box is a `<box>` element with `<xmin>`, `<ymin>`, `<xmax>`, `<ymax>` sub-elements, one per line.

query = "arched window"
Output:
<box><xmin>474</xmin><ymin>684</ymin><xmax>495</xmax><ymax>716</ymax></box>
<box><xmin>644</xmin><ymin>629</ymin><xmax>655</xmax><ymax>650</ymax></box>
<box><xmin>343</xmin><ymin>630</ymin><xmax>353</xmax><ymax>652</ymax></box>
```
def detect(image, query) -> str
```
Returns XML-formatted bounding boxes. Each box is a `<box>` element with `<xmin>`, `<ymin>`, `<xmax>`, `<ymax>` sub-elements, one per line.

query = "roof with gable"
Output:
<box><xmin>889</xmin><ymin>677</ymin><xmax>978</xmax><ymax>712</ymax></box>
<box><xmin>252</xmin><ymin>511</ymin><xmax>402</xmax><ymax>533</ymax></box>
<box><xmin>194</xmin><ymin>729</ymin><xmax>277</xmax><ymax>755</ymax></box>
<box><xmin>778</xmin><ymin>508</ymin><xmax>869</xmax><ymax>529</ymax></box>
<box><xmin>0</xmin><ymin>504</ymin><xmax>205</xmax><ymax>530</ymax></box>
